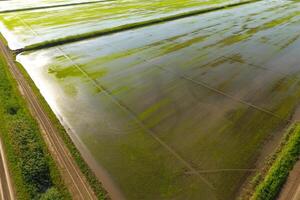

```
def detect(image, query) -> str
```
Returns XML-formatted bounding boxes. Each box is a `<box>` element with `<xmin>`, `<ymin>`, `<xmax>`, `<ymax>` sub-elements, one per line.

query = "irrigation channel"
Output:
<box><xmin>2</xmin><ymin>0</ymin><xmax>300</xmax><ymax>199</ymax></box>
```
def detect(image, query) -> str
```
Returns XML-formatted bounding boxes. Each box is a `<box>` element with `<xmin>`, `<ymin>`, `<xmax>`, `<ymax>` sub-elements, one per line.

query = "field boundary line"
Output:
<box><xmin>96</xmin><ymin>16</ymin><xmax>291</xmax><ymax>124</ymax></box>
<box><xmin>56</xmin><ymin>47</ymin><xmax>217</xmax><ymax>194</ymax></box>
<box><xmin>185</xmin><ymin>168</ymin><xmax>258</xmax><ymax>174</ymax></box>
<box><xmin>155</xmin><ymin>65</ymin><xmax>289</xmax><ymax>123</ymax></box>
<box><xmin>51</xmin><ymin>23</ymin><xmax>286</xmax><ymax>194</ymax></box>
<box><xmin>223</xmin><ymin>56</ymin><xmax>299</xmax><ymax>82</ymax></box>
<box><xmin>15</xmin><ymin>15</ymin><xmax>39</xmax><ymax>36</ymax></box>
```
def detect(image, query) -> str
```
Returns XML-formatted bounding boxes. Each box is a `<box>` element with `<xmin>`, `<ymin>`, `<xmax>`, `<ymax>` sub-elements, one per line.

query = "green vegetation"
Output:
<box><xmin>40</xmin><ymin>188</ymin><xmax>64</xmax><ymax>200</ymax></box>
<box><xmin>1</xmin><ymin>0</ymin><xmax>259</xmax><ymax>50</ymax></box>
<box><xmin>14</xmin><ymin>56</ymin><xmax>107</xmax><ymax>199</ymax></box>
<box><xmin>0</xmin><ymin>0</ymin><xmax>107</xmax><ymax>14</ymax></box>
<box><xmin>16</xmin><ymin>1</ymin><xmax>300</xmax><ymax>197</ymax></box>
<box><xmin>250</xmin><ymin>124</ymin><xmax>300</xmax><ymax>200</ymax></box>
<box><xmin>20</xmin><ymin>0</ymin><xmax>259</xmax><ymax>52</ymax></box>
<box><xmin>0</xmin><ymin>52</ymin><xmax>70</xmax><ymax>199</ymax></box>
<box><xmin>1</xmin><ymin>0</ymin><xmax>299</xmax><ymax>199</ymax></box>
<box><xmin>0</xmin><ymin>28</ymin><xmax>106</xmax><ymax>199</ymax></box>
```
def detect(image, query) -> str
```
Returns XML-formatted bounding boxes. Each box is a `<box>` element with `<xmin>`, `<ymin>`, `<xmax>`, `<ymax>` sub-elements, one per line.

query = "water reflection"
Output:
<box><xmin>0</xmin><ymin>0</ymin><xmax>270</xmax><ymax>50</ymax></box>
<box><xmin>16</xmin><ymin>0</ymin><xmax>300</xmax><ymax>199</ymax></box>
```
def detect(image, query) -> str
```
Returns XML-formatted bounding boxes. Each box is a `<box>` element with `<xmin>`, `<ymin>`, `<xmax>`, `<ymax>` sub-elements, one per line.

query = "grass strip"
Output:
<box><xmin>8</xmin><ymin>37</ymin><xmax>108</xmax><ymax>198</ymax></box>
<box><xmin>0</xmin><ymin>48</ymin><xmax>70</xmax><ymax>199</ymax></box>
<box><xmin>13</xmin><ymin>58</ymin><xmax>108</xmax><ymax>200</ymax></box>
<box><xmin>249</xmin><ymin>123</ymin><xmax>300</xmax><ymax>200</ymax></box>
<box><xmin>1</xmin><ymin>33</ymin><xmax>107</xmax><ymax>199</ymax></box>
<box><xmin>1</xmin><ymin>32</ymin><xmax>107</xmax><ymax>198</ymax></box>
<box><xmin>18</xmin><ymin>0</ymin><xmax>260</xmax><ymax>53</ymax></box>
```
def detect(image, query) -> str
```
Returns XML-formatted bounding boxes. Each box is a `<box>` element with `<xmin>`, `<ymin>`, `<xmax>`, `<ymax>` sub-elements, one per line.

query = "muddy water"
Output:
<box><xmin>16</xmin><ymin>1</ymin><xmax>300</xmax><ymax>199</ymax></box>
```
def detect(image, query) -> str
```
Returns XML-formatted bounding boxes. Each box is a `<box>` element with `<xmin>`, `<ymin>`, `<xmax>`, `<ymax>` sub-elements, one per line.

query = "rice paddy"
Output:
<box><xmin>0</xmin><ymin>0</ymin><xmax>106</xmax><ymax>12</ymax></box>
<box><xmin>1</xmin><ymin>0</ymin><xmax>300</xmax><ymax>199</ymax></box>
<box><xmin>0</xmin><ymin>0</ymin><xmax>252</xmax><ymax>50</ymax></box>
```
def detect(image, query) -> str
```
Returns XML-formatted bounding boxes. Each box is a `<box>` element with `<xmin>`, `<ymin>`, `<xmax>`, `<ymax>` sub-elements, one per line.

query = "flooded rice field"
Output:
<box><xmin>0</xmin><ymin>0</ymin><xmax>245</xmax><ymax>50</ymax></box>
<box><xmin>2</xmin><ymin>0</ymin><xmax>300</xmax><ymax>199</ymax></box>
<box><xmin>0</xmin><ymin>0</ymin><xmax>106</xmax><ymax>12</ymax></box>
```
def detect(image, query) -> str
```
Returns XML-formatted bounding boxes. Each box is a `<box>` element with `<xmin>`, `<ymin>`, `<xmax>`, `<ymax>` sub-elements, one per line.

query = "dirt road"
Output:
<box><xmin>277</xmin><ymin>160</ymin><xmax>300</xmax><ymax>200</ymax></box>
<box><xmin>0</xmin><ymin>40</ymin><xmax>98</xmax><ymax>200</ymax></box>
<box><xmin>0</xmin><ymin>138</ymin><xmax>15</xmax><ymax>200</ymax></box>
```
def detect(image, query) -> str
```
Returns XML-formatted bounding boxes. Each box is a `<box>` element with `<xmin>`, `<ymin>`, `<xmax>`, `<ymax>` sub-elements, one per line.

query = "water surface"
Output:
<box><xmin>16</xmin><ymin>0</ymin><xmax>300</xmax><ymax>199</ymax></box>
<box><xmin>1</xmin><ymin>0</ymin><xmax>249</xmax><ymax>50</ymax></box>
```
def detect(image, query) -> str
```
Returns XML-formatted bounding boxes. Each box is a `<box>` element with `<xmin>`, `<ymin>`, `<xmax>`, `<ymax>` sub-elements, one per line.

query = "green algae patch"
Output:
<box><xmin>49</xmin><ymin>65</ymin><xmax>83</xmax><ymax>79</ymax></box>
<box><xmin>162</xmin><ymin>35</ymin><xmax>209</xmax><ymax>54</ymax></box>
<box><xmin>139</xmin><ymin>98</ymin><xmax>171</xmax><ymax>121</ymax></box>
<box><xmin>212</xmin><ymin>10</ymin><xmax>300</xmax><ymax>48</ymax></box>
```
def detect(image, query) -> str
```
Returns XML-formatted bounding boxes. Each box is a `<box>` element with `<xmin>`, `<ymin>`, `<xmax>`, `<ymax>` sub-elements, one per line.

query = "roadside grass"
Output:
<box><xmin>12</xmin><ymin>48</ymin><xmax>107</xmax><ymax>198</ymax></box>
<box><xmin>0</xmin><ymin>51</ymin><xmax>70</xmax><ymax>199</ymax></box>
<box><xmin>247</xmin><ymin>123</ymin><xmax>300</xmax><ymax>200</ymax></box>
<box><xmin>0</xmin><ymin>32</ymin><xmax>106</xmax><ymax>199</ymax></box>
<box><xmin>19</xmin><ymin>0</ymin><xmax>260</xmax><ymax>53</ymax></box>
<box><xmin>14</xmin><ymin>57</ymin><xmax>108</xmax><ymax>200</ymax></box>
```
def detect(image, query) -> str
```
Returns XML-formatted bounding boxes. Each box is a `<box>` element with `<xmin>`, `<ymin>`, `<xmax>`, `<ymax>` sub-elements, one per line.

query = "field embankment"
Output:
<box><xmin>248</xmin><ymin>124</ymin><xmax>300</xmax><ymax>200</ymax></box>
<box><xmin>0</xmin><ymin>37</ymin><xmax>105</xmax><ymax>199</ymax></box>
<box><xmin>11</xmin><ymin>44</ymin><xmax>108</xmax><ymax>200</ymax></box>
<box><xmin>14</xmin><ymin>0</ymin><xmax>259</xmax><ymax>53</ymax></box>
<box><xmin>0</xmin><ymin>43</ymin><xmax>69</xmax><ymax>200</ymax></box>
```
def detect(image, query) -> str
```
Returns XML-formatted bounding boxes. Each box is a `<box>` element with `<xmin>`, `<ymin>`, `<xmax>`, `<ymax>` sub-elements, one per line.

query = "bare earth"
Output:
<box><xmin>0</xmin><ymin>40</ymin><xmax>98</xmax><ymax>200</ymax></box>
